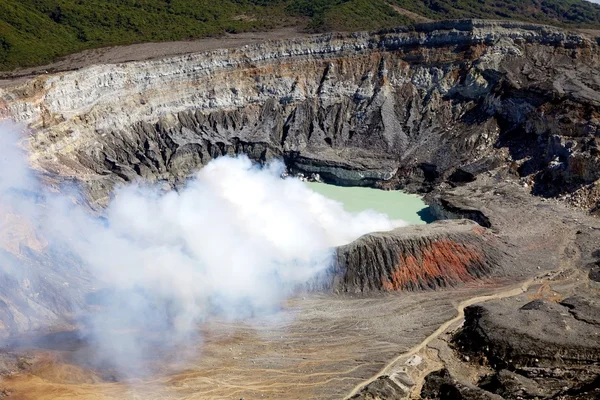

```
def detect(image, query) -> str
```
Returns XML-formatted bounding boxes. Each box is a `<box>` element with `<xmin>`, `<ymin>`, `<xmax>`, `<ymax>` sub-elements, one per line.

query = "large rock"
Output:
<box><xmin>330</xmin><ymin>219</ymin><xmax>503</xmax><ymax>293</ymax></box>
<box><xmin>455</xmin><ymin>298</ymin><xmax>600</xmax><ymax>369</ymax></box>
<box><xmin>450</xmin><ymin>296</ymin><xmax>600</xmax><ymax>399</ymax></box>
<box><xmin>350</xmin><ymin>375</ymin><xmax>410</xmax><ymax>400</ymax></box>
<box><xmin>421</xmin><ymin>369</ymin><xmax>503</xmax><ymax>400</ymax></box>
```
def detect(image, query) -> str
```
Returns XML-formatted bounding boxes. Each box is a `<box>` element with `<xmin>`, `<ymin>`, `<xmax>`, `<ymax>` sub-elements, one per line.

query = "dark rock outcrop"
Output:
<box><xmin>428</xmin><ymin>196</ymin><xmax>492</xmax><ymax>228</ymax></box>
<box><xmin>478</xmin><ymin>368</ymin><xmax>556</xmax><ymax>399</ymax></box>
<box><xmin>479</xmin><ymin>368</ymin><xmax>600</xmax><ymax>400</ymax></box>
<box><xmin>454</xmin><ymin>298</ymin><xmax>600</xmax><ymax>369</ymax></box>
<box><xmin>448</xmin><ymin>296</ymin><xmax>600</xmax><ymax>399</ymax></box>
<box><xmin>330</xmin><ymin>219</ymin><xmax>502</xmax><ymax>293</ymax></box>
<box><xmin>421</xmin><ymin>369</ymin><xmax>503</xmax><ymax>400</ymax></box>
<box><xmin>0</xmin><ymin>20</ymin><xmax>599</xmax><ymax>398</ymax></box>
<box><xmin>350</xmin><ymin>375</ymin><xmax>410</xmax><ymax>400</ymax></box>
<box><xmin>588</xmin><ymin>261</ymin><xmax>600</xmax><ymax>282</ymax></box>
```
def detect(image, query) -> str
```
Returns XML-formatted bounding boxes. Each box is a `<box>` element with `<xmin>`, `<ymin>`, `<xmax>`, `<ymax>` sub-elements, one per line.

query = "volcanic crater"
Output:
<box><xmin>0</xmin><ymin>19</ymin><xmax>599</xmax><ymax>400</ymax></box>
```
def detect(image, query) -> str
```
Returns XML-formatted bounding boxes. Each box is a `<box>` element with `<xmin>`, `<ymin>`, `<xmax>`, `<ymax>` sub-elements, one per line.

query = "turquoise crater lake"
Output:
<box><xmin>306</xmin><ymin>182</ymin><xmax>434</xmax><ymax>225</ymax></box>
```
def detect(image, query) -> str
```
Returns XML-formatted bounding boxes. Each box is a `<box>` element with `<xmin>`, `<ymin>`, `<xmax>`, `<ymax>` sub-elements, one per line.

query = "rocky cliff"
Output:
<box><xmin>421</xmin><ymin>296</ymin><xmax>600</xmax><ymax>399</ymax></box>
<box><xmin>1</xmin><ymin>20</ymin><xmax>599</xmax><ymax>208</ymax></box>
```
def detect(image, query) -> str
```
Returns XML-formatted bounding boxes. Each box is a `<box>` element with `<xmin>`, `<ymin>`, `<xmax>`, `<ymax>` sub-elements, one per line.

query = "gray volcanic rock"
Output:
<box><xmin>455</xmin><ymin>298</ymin><xmax>600</xmax><ymax>368</ymax></box>
<box><xmin>1</xmin><ymin>19</ymin><xmax>600</xmax><ymax>399</ymax></box>
<box><xmin>0</xmin><ymin>247</ymin><xmax>89</xmax><ymax>338</ymax></box>
<box><xmin>421</xmin><ymin>369</ymin><xmax>503</xmax><ymax>400</ymax></box>
<box><xmin>560</xmin><ymin>296</ymin><xmax>600</xmax><ymax>326</ymax></box>
<box><xmin>588</xmin><ymin>262</ymin><xmax>600</xmax><ymax>282</ymax></box>
<box><xmin>330</xmin><ymin>219</ymin><xmax>503</xmax><ymax>293</ymax></box>
<box><xmin>1</xmin><ymin>20</ymin><xmax>599</xmax><ymax>208</ymax></box>
<box><xmin>428</xmin><ymin>196</ymin><xmax>492</xmax><ymax>228</ymax></box>
<box><xmin>449</xmin><ymin>296</ymin><xmax>600</xmax><ymax>399</ymax></box>
<box><xmin>350</xmin><ymin>375</ymin><xmax>410</xmax><ymax>400</ymax></box>
<box><xmin>480</xmin><ymin>369</ymin><xmax>557</xmax><ymax>399</ymax></box>
<box><xmin>479</xmin><ymin>368</ymin><xmax>600</xmax><ymax>399</ymax></box>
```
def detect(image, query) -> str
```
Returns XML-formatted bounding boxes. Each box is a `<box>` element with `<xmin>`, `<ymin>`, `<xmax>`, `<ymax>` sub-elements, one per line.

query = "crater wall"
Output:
<box><xmin>1</xmin><ymin>20</ymin><xmax>599</xmax><ymax>207</ymax></box>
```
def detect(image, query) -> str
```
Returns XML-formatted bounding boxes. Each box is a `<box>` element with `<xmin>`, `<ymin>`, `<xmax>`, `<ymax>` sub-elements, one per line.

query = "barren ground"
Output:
<box><xmin>0</xmin><ymin>27</ymin><xmax>312</xmax><ymax>88</ymax></box>
<box><xmin>3</xmin><ymin>174</ymin><xmax>599</xmax><ymax>399</ymax></box>
<box><xmin>3</xmin><ymin>288</ymin><xmax>489</xmax><ymax>399</ymax></box>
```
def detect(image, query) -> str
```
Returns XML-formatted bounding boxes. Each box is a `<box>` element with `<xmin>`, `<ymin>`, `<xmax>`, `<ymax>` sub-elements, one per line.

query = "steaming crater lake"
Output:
<box><xmin>306</xmin><ymin>182</ymin><xmax>434</xmax><ymax>225</ymax></box>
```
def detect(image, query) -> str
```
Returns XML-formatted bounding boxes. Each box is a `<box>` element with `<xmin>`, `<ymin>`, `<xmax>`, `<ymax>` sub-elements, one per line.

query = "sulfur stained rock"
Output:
<box><xmin>330</xmin><ymin>219</ymin><xmax>502</xmax><ymax>293</ymax></box>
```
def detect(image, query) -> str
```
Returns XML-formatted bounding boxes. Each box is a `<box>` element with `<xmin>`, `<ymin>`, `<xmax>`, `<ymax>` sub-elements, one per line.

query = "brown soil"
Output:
<box><xmin>385</xmin><ymin>3</ymin><xmax>433</xmax><ymax>23</ymax></box>
<box><xmin>2</xmin><ymin>288</ymin><xmax>501</xmax><ymax>400</ymax></box>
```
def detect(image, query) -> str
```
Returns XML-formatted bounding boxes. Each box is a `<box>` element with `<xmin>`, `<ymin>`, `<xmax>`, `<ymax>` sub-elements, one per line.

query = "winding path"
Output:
<box><xmin>345</xmin><ymin>278</ymin><xmax>535</xmax><ymax>398</ymax></box>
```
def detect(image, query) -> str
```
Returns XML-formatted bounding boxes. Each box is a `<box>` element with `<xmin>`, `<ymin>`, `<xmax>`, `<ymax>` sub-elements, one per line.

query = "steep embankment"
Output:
<box><xmin>1</xmin><ymin>20</ymin><xmax>599</xmax><ymax>210</ymax></box>
<box><xmin>332</xmin><ymin>220</ymin><xmax>502</xmax><ymax>293</ymax></box>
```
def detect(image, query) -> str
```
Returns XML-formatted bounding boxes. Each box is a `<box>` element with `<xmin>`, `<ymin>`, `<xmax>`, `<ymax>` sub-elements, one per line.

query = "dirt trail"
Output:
<box><xmin>346</xmin><ymin>224</ymin><xmax>583</xmax><ymax>398</ymax></box>
<box><xmin>385</xmin><ymin>2</ymin><xmax>432</xmax><ymax>23</ymax></box>
<box><xmin>344</xmin><ymin>278</ymin><xmax>535</xmax><ymax>398</ymax></box>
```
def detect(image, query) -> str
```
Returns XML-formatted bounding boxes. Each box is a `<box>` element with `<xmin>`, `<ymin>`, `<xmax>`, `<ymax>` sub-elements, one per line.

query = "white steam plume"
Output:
<box><xmin>0</xmin><ymin>122</ymin><xmax>405</xmax><ymax>375</ymax></box>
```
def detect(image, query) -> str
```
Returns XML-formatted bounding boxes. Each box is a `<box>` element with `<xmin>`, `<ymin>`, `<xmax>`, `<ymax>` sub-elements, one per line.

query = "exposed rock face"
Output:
<box><xmin>350</xmin><ymin>374</ymin><xmax>411</xmax><ymax>400</ymax></box>
<box><xmin>590</xmin><ymin>264</ymin><xmax>600</xmax><ymax>282</ymax></box>
<box><xmin>421</xmin><ymin>369</ymin><xmax>503</xmax><ymax>400</ymax></box>
<box><xmin>428</xmin><ymin>196</ymin><xmax>492</xmax><ymax>228</ymax></box>
<box><xmin>443</xmin><ymin>296</ymin><xmax>600</xmax><ymax>400</ymax></box>
<box><xmin>0</xmin><ymin>19</ymin><xmax>599</xmax><ymax>400</ymax></box>
<box><xmin>455</xmin><ymin>298</ymin><xmax>600</xmax><ymax>369</ymax></box>
<box><xmin>1</xmin><ymin>20</ymin><xmax>599</xmax><ymax>207</ymax></box>
<box><xmin>0</xmin><ymin>248</ymin><xmax>88</xmax><ymax>338</ymax></box>
<box><xmin>331</xmin><ymin>219</ymin><xmax>502</xmax><ymax>293</ymax></box>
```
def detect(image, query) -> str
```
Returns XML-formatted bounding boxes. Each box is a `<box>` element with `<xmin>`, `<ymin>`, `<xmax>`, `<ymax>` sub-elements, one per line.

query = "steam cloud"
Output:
<box><xmin>0</xmin><ymin>122</ymin><xmax>404</xmax><ymax>375</ymax></box>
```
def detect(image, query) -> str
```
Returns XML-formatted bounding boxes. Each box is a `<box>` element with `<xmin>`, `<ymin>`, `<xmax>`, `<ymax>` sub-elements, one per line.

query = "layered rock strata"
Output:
<box><xmin>0</xmin><ymin>20</ymin><xmax>598</xmax><ymax>208</ymax></box>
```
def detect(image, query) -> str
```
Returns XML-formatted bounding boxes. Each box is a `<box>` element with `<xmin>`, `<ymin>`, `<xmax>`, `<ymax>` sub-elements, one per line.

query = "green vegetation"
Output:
<box><xmin>1</xmin><ymin>0</ymin><xmax>600</xmax><ymax>71</ymax></box>
<box><xmin>0</xmin><ymin>0</ymin><xmax>292</xmax><ymax>70</ymax></box>
<box><xmin>388</xmin><ymin>0</ymin><xmax>600</xmax><ymax>26</ymax></box>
